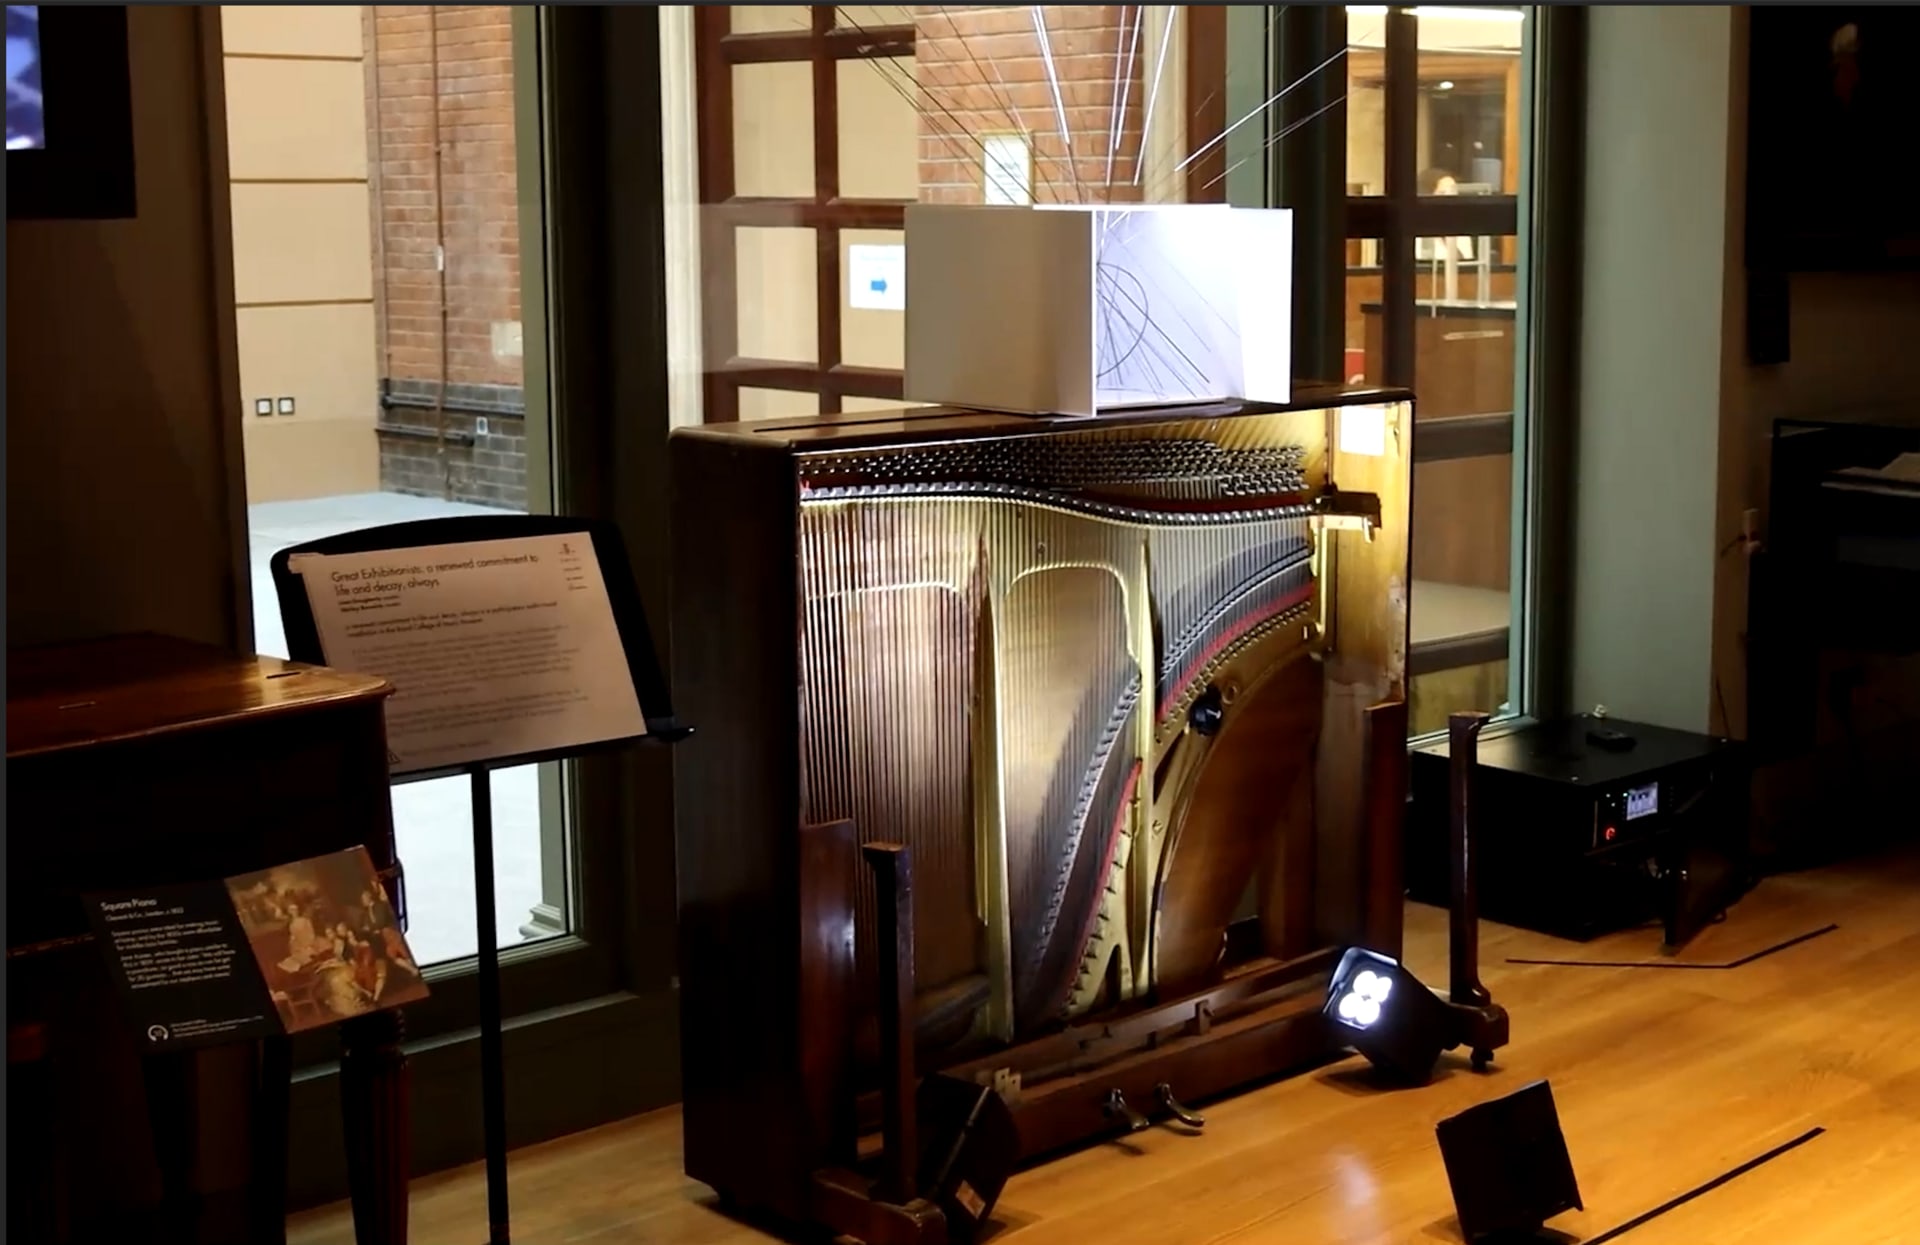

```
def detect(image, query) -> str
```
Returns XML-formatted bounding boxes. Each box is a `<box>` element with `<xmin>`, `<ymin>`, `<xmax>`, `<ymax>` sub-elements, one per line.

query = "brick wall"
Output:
<box><xmin>378</xmin><ymin>380</ymin><xmax>528</xmax><ymax>508</ymax></box>
<box><xmin>365</xmin><ymin>5</ymin><xmax>526</xmax><ymax>508</ymax></box>
<box><xmin>915</xmin><ymin>6</ymin><xmax>1145</xmax><ymax>205</ymax></box>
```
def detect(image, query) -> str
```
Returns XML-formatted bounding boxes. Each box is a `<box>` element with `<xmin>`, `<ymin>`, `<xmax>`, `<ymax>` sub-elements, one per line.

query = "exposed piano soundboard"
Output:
<box><xmin>670</xmin><ymin>385</ymin><xmax>1413</xmax><ymax>1238</ymax></box>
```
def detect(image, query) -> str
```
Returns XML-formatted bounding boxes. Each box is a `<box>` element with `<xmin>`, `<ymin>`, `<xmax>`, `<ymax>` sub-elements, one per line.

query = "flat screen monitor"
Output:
<box><xmin>6</xmin><ymin>4</ymin><xmax>135</xmax><ymax>219</ymax></box>
<box><xmin>8</xmin><ymin>5</ymin><xmax>44</xmax><ymax>151</ymax></box>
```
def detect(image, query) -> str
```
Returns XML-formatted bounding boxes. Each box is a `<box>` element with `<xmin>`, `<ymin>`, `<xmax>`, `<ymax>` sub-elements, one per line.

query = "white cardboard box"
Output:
<box><xmin>903</xmin><ymin>203</ymin><xmax>1292</xmax><ymax>417</ymax></box>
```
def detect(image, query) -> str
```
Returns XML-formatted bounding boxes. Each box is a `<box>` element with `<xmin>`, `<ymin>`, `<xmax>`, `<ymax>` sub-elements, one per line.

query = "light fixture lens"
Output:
<box><xmin>1438</xmin><ymin>80</ymin><xmax>1455</xmax><ymax>91</ymax></box>
<box><xmin>1370</xmin><ymin>975</ymin><xmax>1393</xmax><ymax>1001</ymax></box>
<box><xmin>1353</xmin><ymin>970</ymin><xmax>1378</xmax><ymax>995</ymax></box>
<box><xmin>1354</xmin><ymin>998</ymin><xmax>1382</xmax><ymax>1027</ymax></box>
<box><xmin>1338</xmin><ymin>992</ymin><xmax>1362</xmax><ymax>1021</ymax></box>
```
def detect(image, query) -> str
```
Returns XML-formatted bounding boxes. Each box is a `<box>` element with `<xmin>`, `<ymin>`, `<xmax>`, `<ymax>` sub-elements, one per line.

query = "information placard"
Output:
<box><xmin>83</xmin><ymin>847</ymin><xmax>427</xmax><ymax>1051</ymax></box>
<box><xmin>288</xmin><ymin>532</ymin><xmax>647</xmax><ymax>775</ymax></box>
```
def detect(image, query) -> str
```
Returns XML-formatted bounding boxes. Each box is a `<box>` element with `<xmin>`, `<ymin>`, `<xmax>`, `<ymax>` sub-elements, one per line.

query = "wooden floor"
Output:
<box><xmin>291</xmin><ymin>845</ymin><xmax>1920</xmax><ymax>1245</ymax></box>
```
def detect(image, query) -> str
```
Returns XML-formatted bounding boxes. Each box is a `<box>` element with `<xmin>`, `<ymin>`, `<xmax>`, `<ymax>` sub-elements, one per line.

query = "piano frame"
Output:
<box><xmin>670</xmin><ymin>384</ymin><xmax>1421</xmax><ymax>1242</ymax></box>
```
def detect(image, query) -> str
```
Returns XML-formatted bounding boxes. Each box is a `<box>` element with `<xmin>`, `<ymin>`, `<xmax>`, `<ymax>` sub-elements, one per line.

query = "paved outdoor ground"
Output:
<box><xmin>248</xmin><ymin>492</ymin><xmax>549</xmax><ymax>967</ymax></box>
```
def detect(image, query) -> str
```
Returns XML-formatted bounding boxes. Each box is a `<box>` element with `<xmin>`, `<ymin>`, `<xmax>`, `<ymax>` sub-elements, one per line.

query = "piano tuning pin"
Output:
<box><xmin>1188</xmin><ymin>686</ymin><xmax>1225</xmax><ymax>737</ymax></box>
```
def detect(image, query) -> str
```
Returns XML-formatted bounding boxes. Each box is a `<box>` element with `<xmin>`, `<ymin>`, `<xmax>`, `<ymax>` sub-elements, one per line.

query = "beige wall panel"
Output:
<box><xmin>733</xmin><ymin>62</ymin><xmax>814</xmax><ymax>198</ymax></box>
<box><xmin>738</xmin><ymin>387</ymin><xmax>821</xmax><ymax>422</ymax></box>
<box><xmin>730</xmin><ymin>6</ymin><xmax>806</xmax><ymax>34</ymax></box>
<box><xmin>837</xmin><ymin>59</ymin><xmax>918</xmax><ymax>200</ymax></box>
<box><xmin>224</xmin><ymin>58</ymin><xmax>369</xmax><ymax>181</ymax></box>
<box><xmin>230</xmin><ymin>183</ymin><xmax>375</xmax><ymax>305</ymax></box>
<box><xmin>735</xmin><ymin>226</ymin><xmax>817</xmax><ymax>363</ymax></box>
<box><xmin>242</xmin><ymin>419</ymin><xmax>380</xmax><ymax>503</ymax></box>
<box><xmin>833</xmin><ymin>6</ymin><xmax>896</xmax><ymax>29</ymax></box>
<box><xmin>220</xmin><ymin>5</ymin><xmax>365</xmax><ymax>58</ymax></box>
<box><xmin>235</xmin><ymin>303</ymin><xmax>377</xmax><ymax>423</ymax></box>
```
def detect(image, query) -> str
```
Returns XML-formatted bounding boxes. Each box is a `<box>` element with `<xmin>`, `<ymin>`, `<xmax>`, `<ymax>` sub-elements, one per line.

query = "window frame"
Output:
<box><xmin>282</xmin><ymin>6</ymin><xmax>684</xmax><ymax>1207</ymax></box>
<box><xmin>693</xmin><ymin>5</ymin><xmax>916</xmax><ymax>420</ymax></box>
<box><xmin>690</xmin><ymin>5</ymin><xmax>1257</xmax><ymax>422</ymax></box>
<box><xmin>1273</xmin><ymin>4</ymin><xmax>1579</xmax><ymax>726</ymax></box>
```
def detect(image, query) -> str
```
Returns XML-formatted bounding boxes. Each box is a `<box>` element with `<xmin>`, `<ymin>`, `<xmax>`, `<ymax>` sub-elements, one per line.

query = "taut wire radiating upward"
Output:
<box><xmin>815</xmin><ymin>5</ymin><xmax>1348</xmax><ymax>208</ymax></box>
<box><xmin>1029</xmin><ymin>6</ymin><xmax>1085</xmax><ymax>202</ymax></box>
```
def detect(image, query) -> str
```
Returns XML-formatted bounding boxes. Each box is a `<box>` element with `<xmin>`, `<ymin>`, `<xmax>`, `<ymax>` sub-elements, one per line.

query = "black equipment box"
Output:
<box><xmin>1409</xmin><ymin>715</ymin><xmax>1751</xmax><ymax>944</ymax></box>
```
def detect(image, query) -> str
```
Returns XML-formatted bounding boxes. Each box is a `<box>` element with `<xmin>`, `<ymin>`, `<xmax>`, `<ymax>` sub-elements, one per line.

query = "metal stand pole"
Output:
<box><xmin>471</xmin><ymin>766</ymin><xmax>510</xmax><ymax>1244</ymax></box>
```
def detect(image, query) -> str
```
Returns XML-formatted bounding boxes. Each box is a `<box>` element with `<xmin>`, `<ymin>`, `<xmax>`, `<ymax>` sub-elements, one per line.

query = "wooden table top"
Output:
<box><xmin>6</xmin><ymin>633</ymin><xmax>390</xmax><ymax>761</ymax></box>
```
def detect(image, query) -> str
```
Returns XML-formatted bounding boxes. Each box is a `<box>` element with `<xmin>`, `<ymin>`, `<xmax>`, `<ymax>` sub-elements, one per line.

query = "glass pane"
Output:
<box><xmin>736</xmin><ymin>226</ymin><xmax>819</xmax><ymax>362</ymax></box>
<box><xmin>1343</xmin><ymin>236</ymin><xmax>1386</xmax><ymax>384</ymax></box>
<box><xmin>1345</xmin><ymin>6</ymin><xmax>1388</xmax><ymax>195</ymax></box>
<box><xmin>1409</xmin><ymin>660</ymin><xmax>1510</xmax><ymax>736</ymax></box>
<box><xmin>688</xmin><ymin>6</ymin><xmax>1271</xmax><ymax>420</ymax></box>
<box><xmin>732</xmin><ymin>5</ymin><xmax>807</xmax><ymax>35</ymax></box>
<box><xmin>841</xmin><ymin>228</ymin><xmax>906</xmax><ymax>370</ymax></box>
<box><xmin>836</xmin><ymin>5</ymin><xmax>906</xmax><ymax>31</ymax></box>
<box><xmin>839</xmin><ymin>58</ymin><xmax>919</xmax><ymax>199</ymax></box>
<box><xmin>1407</xmin><ymin>231</ymin><xmax>1517</xmax><ymax>695</ymax></box>
<box><xmin>733</xmin><ymin>61</ymin><xmax>815</xmax><ymax>198</ymax></box>
<box><xmin>227</xmin><ymin>6</ymin><xmax>564</xmax><ymax>966</ymax></box>
<box><xmin>1416</xmin><ymin>5</ymin><xmax>1525</xmax><ymax>196</ymax></box>
<box><xmin>739</xmin><ymin>386</ymin><xmax>822</xmax><ymax>421</ymax></box>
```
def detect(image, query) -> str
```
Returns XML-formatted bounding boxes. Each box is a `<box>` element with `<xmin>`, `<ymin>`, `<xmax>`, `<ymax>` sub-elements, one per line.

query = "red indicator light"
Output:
<box><xmin>1603</xmin><ymin>826</ymin><xmax>1618</xmax><ymax>843</ymax></box>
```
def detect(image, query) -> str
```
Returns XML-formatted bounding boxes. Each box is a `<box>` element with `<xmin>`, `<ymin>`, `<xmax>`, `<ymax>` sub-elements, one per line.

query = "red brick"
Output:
<box><xmin>367</xmin><ymin>4</ymin><xmax>521</xmax><ymax>390</ymax></box>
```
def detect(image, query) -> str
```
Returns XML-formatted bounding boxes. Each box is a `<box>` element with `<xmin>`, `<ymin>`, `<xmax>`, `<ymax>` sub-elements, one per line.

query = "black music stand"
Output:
<box><xmin>271</xmin><ymin>515</ymin><xmax>687</xmax><ymax>1245</ymax></box>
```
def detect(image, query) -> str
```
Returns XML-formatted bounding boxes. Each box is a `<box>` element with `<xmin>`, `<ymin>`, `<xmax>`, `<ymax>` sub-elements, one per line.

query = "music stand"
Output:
<box><xmin>271</xmin><ymin>514</ymin><xmax>687</xmax><ymax>1245</ymax></box>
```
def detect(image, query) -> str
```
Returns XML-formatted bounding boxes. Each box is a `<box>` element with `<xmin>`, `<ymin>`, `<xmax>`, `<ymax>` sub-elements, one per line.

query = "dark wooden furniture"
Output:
<box><xmin>671</xmin><ymin>384</ymin><xmax>1458</xmax><ymax>1243</ymax></box>
<box><xmin>6</xmin><ymin>634</ymin><xmax>411</xmax><ymax>1245</ymax></box>
<box><xmin>1750</xmin><ymin>413</ymin><xmax>1920</xmax><ymax>757</ymax></box>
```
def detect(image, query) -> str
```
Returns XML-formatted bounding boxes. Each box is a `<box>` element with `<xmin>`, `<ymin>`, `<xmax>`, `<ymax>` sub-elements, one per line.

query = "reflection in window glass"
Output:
<box><xmin>697</xmin><ymin>6</ymin><xmax>1262</xmax><ymax>419</ymax></box>
<box><xmin>1406</xmin><ymin>232</ymin><xmax>1517</xmax><ymax>721</ymax></box>
<box><xmin>1409</xmin><ymin>661</ymin><xmax>1510</xmax><ymax>736</ymax></box>
<box><xmin>1344</xmin><ymin>237</ymin><xmax>1386</xmax><ymax>385</ymax></box>
<box><xmin>1345</xmin><ymin>5</ymin><xmax>1525</xmax><ymax>198</ymax></box>
<box><xmin>227</xmin><ymin>5</ymin><xmax>564</xmax><ymax>967</ymax></box>
<box><xmin>1414</xmin><ymin>6</ymin><xmax>1523</xmax><ymax>197</ymax></box>
<box><xmin>1345</xmin><ymin>6</ymin><xmax>1388</xmax><ymax>195</ymax></box>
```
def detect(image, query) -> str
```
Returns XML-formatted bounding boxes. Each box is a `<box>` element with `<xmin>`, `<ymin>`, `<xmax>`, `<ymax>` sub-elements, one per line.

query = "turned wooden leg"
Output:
<box><xmin>9</xmin><ymin>1022</ymin><xmax>60</xmax><ymax>1245</ymax></box>
<box><xmin>142</xmin><ymin>1048</ymin><xmax>201</xmax><ymax>1243</ymax></box>
<box><xmin>340</xmin><ymin>1010</ymin><xmax>410</xmax><ymax>1245</ymax></box>
<box><xmin>248</xmin><ymin>1037</ymin><xmax>294</xmax><ymax>1245</ymax></box>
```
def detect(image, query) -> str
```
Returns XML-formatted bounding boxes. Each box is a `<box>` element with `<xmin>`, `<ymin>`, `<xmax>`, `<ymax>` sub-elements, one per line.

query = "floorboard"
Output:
<box><xmin>289</xmin><ymin>844</ymin><xmax>1920</xmax><ymax>1244</ymax></box>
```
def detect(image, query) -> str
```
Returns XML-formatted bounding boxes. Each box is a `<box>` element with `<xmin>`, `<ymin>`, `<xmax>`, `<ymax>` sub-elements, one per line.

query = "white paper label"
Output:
<box><xmin>848</xmin><ymin>243</ymin><xmax>906</xmax><ymax>311</ymax></box>
<box><xmin>294</xmin><ymin>534</ymin><xmax>646</xmax><ymax>775</ymax></box>
<box><xmin>1339</xmin><ymin>404</ymin><xmax>1388</xmax><ymax>457</ymax></box>
<box><xmin>983</xmin><ymin>133</ymin><xmax>1033</xmax><ymax>206</ymax></box>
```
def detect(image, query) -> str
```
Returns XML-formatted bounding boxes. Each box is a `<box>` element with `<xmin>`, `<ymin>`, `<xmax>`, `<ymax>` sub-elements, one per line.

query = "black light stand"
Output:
<box><xmin>1325</xmin><ymin>710</ymin><xmax>1510</xmax><ymax>1083</ymax></box>
<box><xmin>1441</xmin><ymin>711</ymin><xmax>1509</xmax><ymax>1069</ymax></box>
<box><xmin>470</xmin><ymin>766</ymin><xmax>509</xmax><ymax>1244</ymax></box>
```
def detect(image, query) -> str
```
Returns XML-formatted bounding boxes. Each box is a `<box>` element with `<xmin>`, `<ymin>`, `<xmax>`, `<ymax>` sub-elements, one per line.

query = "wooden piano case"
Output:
<box><xmin>6</xmin><ymin>634</ymin><xmax>410</xmax><ymax>1245</ymax></box>
<box><xmin>670</xmin><ymin>384</ymin><xmax>1414</xmax><ymax>1240</ymax></box>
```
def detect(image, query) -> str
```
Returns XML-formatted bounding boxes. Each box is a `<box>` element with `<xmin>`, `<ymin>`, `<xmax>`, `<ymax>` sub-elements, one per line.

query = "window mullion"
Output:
<box><xmin>1382</xmin><ymin>6</ymin><xmax>1419</xmax><ymax>389</ymax></box>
